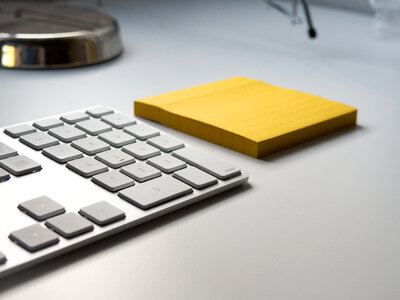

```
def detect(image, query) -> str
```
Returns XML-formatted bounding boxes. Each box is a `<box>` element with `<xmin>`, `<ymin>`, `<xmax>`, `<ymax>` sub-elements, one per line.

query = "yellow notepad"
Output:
<box><xmin>134</xmin><ymin>77</ymin><xmax>357</xmax><ymax>158</ymax></box>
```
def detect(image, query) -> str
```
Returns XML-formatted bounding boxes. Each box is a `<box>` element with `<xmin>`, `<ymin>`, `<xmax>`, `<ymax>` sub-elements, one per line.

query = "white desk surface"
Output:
<box><xmin>1</xmin><ymin>0</ymin><xmax>400</xmax><ymax>299</ymax></box>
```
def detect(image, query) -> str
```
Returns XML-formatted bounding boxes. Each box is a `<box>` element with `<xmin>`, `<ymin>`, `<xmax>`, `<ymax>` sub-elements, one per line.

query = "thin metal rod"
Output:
<box><xmin>300</xmin><ymin>0</ymin><xmax>317</xmax><ymax>38</ymax></box>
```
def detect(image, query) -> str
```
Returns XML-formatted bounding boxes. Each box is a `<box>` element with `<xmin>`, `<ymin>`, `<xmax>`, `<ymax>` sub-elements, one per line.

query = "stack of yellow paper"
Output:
<box><xmin>134</xmin><ymin>77</ymin><xmax>357</xmax><ymax>158</ymax></box>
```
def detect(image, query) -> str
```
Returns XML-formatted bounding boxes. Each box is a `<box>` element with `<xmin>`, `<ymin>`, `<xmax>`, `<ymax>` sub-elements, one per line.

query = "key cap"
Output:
<box><xmin>98</xmin><ymin>130</ymin><xmax>135</xmax><ymax>147</ymax></box>
<box><xmin>122</xmin><ymin>141</ymin><xmax>160</xmax><ymax>160</ymax></box>
<box><xmin>0</xmin><ymin>251</ymin><xmax>6</xmax><ymax>264</ymax></box>
<box><xmin>33</xmin><ymin>118</ymin><xmax>64</xmax><ymax>131</ymax></box>
<box><xmin>0</xmin><ymin>142</ymin><xmax>18</xmax><ymax>160</ymax></box>
<box><xmin>124</xmin><ymin>123</ymin><xmax>160</xmax><ymax>140</ymax></box>
<box><xmin>101</xmin><ymin>113</ymin><xmax>136</xmax><ymax>129</ymax></box>
<box><xmin>95</xmin><ymin>149</ymin><xmax>135</xmax><ymax>168</ymax></box>
<box><xmin>0</xmin><ymin>167</ymin><xmax>10</xmax><ymax>182</ymax></box>
<box><xmin>42</xmin><ymin>144</ymin><xmax>83</xmax><ymax>163</ymax></box>
<box><xmin>45</xmin><ymin>212</ymin><xmax>94</xmax><ymax>239</ymax></box>
<box><xmin>86</xmin><ymin>107</ymin><xmax>114</xmax><ymax>118</ymax></box>
<box><xmin>4</xmin><ymin>124</ymin><xmax>36</xmax><ymax>138</ymax></box>
<box><xmin>147</xmin><ymin>135</ymin><xmax>184</xmax><ymax>152</ymax></box>
<box><xmin>0</xmin><ymin>155</ymin><xmax>42</xmax><ymax>176</ymax></box>
<box><xmin>66</xmin><ymin>156</ymin><xmax>108</xmax><ymax>177</ymax></box>
<box><xmin>121</xmin><ymin>161</ymin><xmax>161</xmax><ymax>182</ymax></box>
<box><xmin>118</xmin><ymin>176</ymin><xmax>193</xmax><ymax>209</ymax></box>
<box><xmin>173</xmin><ymin>166</ymin><xmax>218</xmax><ymax>189</ymax></box>
<box><xmin>172</xmin><ymin>147</ymin><xmax>241</xmax><ymax>180</ymax></box>
<box><xmin>9</xmin><ymin>224</ymin><xmax>59</xmax><ymax>252</ymax></box>
<box><xmin>18</xmin><ymin>196</ymin><xmax>66</xmax><ymax>221</ymax></box>
<box><xmin>71</xmin><ymin>137</ymin><xmax>110</xmax><ymax>155</ymax></box>
<box><xmin>147</xmin><ymin>154</ymin><xmax>186</xmax><ymax>173</ymax></box>
<box><xmin>49</xmin><ymin>125</ymin><xmax>86</xmax><ymax>143</ymax></box>
<box><xmin>79</xmin><ymin>201</ymin><xmax>125</xmax><ymax>226</ymax></box>
<box><xmin>92</xmin><ymin>170</ymin><xmax>135</xmax><ymax>192</ymax></box>
<box><xmin>19</xmin><ymin>131</ymin><xmax>59</xmax><ymax>150</ymax></box>
<box><xmin>75</xmin><ymin>119</ymin><xmax>112</xmax><ymax>135</ymax></box>
<box><xmin>60</xmin><ymin>112</ymin><xmax>90</xmax><ymax>124</ymax></box>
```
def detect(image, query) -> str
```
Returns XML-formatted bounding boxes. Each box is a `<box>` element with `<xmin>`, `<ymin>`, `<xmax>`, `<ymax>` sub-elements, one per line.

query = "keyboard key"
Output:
<box><xmin>9</xmin><ymin>224</ymin><xmax>59</xmax><ymax>252</ymax></box>
<box><xmin>18</xmin><ymin>196</ymin><xmax>65</xmax><ymax>221</ymax></box>
<box><xmin>0</xmin><ymin>141</ymin><xmax>18</xmax><ymax>160</ymax></box>
<box><xmin>147</xmin><ymin>135</ymin><xmax>184</xmax><ymax>152</ymax></box>
<box><xmin>71</xmin><ymin>137</ymin><xmax>110</xmax><ymax>155</ymax></box>
<box><xmin>119</xmin><ymin>176</ymin><xmax>192</xmax><ymax>209</ymax></box>
<box><xmin>79</xmin><ymin>201</ymin><xmax>125</xmax><ymax>226</ymax></box>
<box><xmin>95</xmin><ymin>149</ymin><xmax>135</xmax><ymax>168</ymax></box>
<box><xmin>66</xmin><ymin>156</ymin><xmax>108</xmax><ymax>177</ymax></box>
<box><xmin>120</xmin><ymin>162</ymin><xmax>161</xmax><ymax>182</ymax></box>
<box><xmin>60</xmin><ymin>112</ymin><xmax>90</xmax><ymax>124</ymax></box>
<box><xmin>0</xmin><ymin>251</ymin><xmax>6</xmax><ymax>264</ymax></box>
<box><xmin>92</xmin><ymin>170</ymin><xmax>135</xmax><ymax>192</ymax></box>
<box><xmin>42</xmin><ymin>144</ymin><xmax>84</xmax><ymax>163</ymax></box>
<box><xmin>75</xmin><ymin>119</ymin><xmax>112</xmax><ymax>135</ymax></box>
<box><xmin>101</xmin><ymin>113</ymin><xmax>136</xmax><ymax>129</ymax></box>
<box><xmin>98</xmin><ymin>130</ymin><xmax>135</xmax><ymax>147</ymax></box>
<box><xmin>124</xmin><ymin>123</ymin><xmax>159</xmax><ymax>140</ymax></box>
<box><xmin>147</xmin><ymin>154</ymin><xmax>186</xmax><ymax>173</ymax></box>
<box><xmin>19</xmin><ymin>131</ymin><xmax>59</xmax><ymax>150</ymax></box>
<box><xmin>172</xmin><ymin>147</ymin><xmax>241</xmax><ymax>180</ymax></box>
<box><xmin>173</xmin><ymin>166</ymin><xmax>218</xmax><ymax>189</ymax></box>
<box><xmin>0</xmin><ymin>167</ymin><xmax>10</xmax><ymax>182</ymax></box>
<box><xmin>4</xmin><ymin>124</ymin><xmax>36</xmax><ymax>138</ymax></box>
<box><xmin>0</xmin><ymin>155</ymin><xmax>42</xmax><ymax>176</ymax></box>
<box><xmin>86</xmin><ymin>107</ymin><xmax>114</xmax><ymax>118</ymax></box>
<box><xmin>33</xmin><ymin>118</ymin><xmax>64</xmax><ymax>131</ymax></box>
<box><xmin>122</xmin><ymin>141</ymin><xmax>160</xmax><ymax>160</ymax></box>
<box><xmin>49</xmin><ymin>125</ymin><xmax>86</xmax><ymax>143</ymax></box>
<box><xmin>45</xmin><ymin>212</ymin><xmax>94</xmax><ymax>239</ymax></box>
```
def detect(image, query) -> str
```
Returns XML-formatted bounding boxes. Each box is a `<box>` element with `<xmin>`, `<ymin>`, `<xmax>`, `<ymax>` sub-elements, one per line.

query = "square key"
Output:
<box><xmin>71</xmin><ymin>137</ymin><xmax>110</xmax><ymax>155</ymax></box>
<box><xmin>75</xmin><ymin>119</ymin><xmax>112</xmax><ymax>135</ymax></box>
<box><xmin>121</xmin><ymin>161</ymin><xmax>161</xmax><ymax>182</ymax></box>
<box><xmin>19</xmin><ymin>131</ymin><xmax>59</xmax><ymax>150</ymax></box>
<box><xmin>147</xmin><ymin>154</ymin><xmax>186</xmax><ymax>173</ymax></box>
<box><xmin>98</xmin><ymin>130</ymin><xmax>135</xmax><ymax>147</ymax></box>
<box><xmin>18</xmin><ymin>196</ymin><xmax>65</xmax><ymax>221</ymax></box>
<box><xmin>60</xmin><ymin>112</ymin><xmax>90</xmax><ymax>124</ymax></box>
<box><xmin>4</xmin><ymin>124</ymin><xmax>36</xmax><ymax>138</ymax></box>
<box><xmin>147</xmin><ymin>135</ymin><xmax>184</xmax><ymax>152</ymax></box>
<box><xmin>101</xmin><ymin>113</ymin><xmax>136</xmax><ymax>129</ymax></box>
<box><xmin>0</xmin><ymin>155</ymin><xmax>42</xmax><ymax>176</ymax></box>
<box><xmin>0</xmin><ymin>141</ymin><xmax>18</xmax><ymax>160</ymax></box>
<box><xmin>92</xmin><ymin>170</ymin><xmax>135</xmax><ymax>192</ymax></box>
<box><xmin>79</xmin><ymin>201</ymin><xmax>125</xmax><ymax>226</ymax></box>
<box><xmin>49</xmin><ymin>125</ymin><xmax>87</xmax><ymax>143</ymax></box>
<box><xmin>33</xmin><ymin>118</ymin><xmax>64</xmax><ymax>131</ymax></box>
<box><xmin>95</xmin><ymin>149</ymin><xmax>135</xmax><ymax>168</ymax></box>
<box><xmin>45</xmin><ymin>212</ymin><xmax>94</xmax><ymax>238</ymax></box>
<box><xmin>124</xmin><ymin>123</ymin><xmax>160</xmax><ymax>140</ymax></box>
<box><xmin>66</xmin><ymin>156</ymin><xmax>108</xmax><ymax>177</ymax></box>
<box><xmin>42</xmin><ymin>144</ymin><xmax>83</xmax><ymax>163</ymax></box>
<box><xmin>122</xmin><ymin>141</ymin><xmax>160</xmax><ymax>160</ymax></box>
<box><xmin>173</xmin><ymin>166</ymin><xmax>218</xmax><ymax>189</ymax></box>
<box><xmin>9</xmin><ymin>224</ymin><xmax>59</xmax><ymax>252</ymax></box>
<box><xmin>0</xmin><ymin>167</ymin><xmax>10</xmax><ymax>182</ymax></box>
<box><xmin>86</xmin><ymin>107</ymin><xmax>114</xmax><ymax>118</ymax></box>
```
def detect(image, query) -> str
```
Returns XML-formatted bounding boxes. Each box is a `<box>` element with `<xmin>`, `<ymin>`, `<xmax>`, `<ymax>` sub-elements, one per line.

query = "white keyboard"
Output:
<box><xmin>0</xmin><ymin>106</ymin><xmax>249</xmax><ymax>278</ymax></box>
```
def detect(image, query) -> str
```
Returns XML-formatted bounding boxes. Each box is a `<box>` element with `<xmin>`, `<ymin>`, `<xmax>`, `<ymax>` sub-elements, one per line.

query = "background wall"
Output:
<box><xmin>283</xmin><ymin>0</ymin><xmax>373</xmax><ymax>14</ymax></box>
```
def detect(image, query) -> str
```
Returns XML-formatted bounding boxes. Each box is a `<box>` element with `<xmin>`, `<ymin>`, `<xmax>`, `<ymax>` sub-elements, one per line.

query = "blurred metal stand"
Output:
<box><xmin>0</xmin><ymin>1</ymin><xmax>122</xmax><ymax>69</ymax></box>
<box><xmin>263</xmin><ymin>0</ymin><xmax>317</xmax><ymax>38</ymax></box>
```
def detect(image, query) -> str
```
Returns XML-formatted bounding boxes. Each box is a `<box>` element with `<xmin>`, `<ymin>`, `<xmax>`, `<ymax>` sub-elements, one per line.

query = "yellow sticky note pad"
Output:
<box><xmin>134</xmin><ymin>77</ymin><xmax>357</xmax><ymax>158</ymax></box>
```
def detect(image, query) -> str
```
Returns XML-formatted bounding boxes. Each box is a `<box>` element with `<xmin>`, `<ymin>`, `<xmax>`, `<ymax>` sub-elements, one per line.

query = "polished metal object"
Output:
<box><xmin>0</xmin><ymin>3</ymin><xmax>123</xmax><ymax>69</ymax></box>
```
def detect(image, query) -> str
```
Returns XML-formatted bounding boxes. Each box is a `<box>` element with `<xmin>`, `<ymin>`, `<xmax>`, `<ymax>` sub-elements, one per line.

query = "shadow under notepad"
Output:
<box><xmin>260</xmin><ymin>125</ymin><xmax>365</xmax><ymax>162</ymax></box>
<box><xmin>0</xmin><ymin>183</ymin><xmax>251</xmax><ymax>292</ymax></box>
